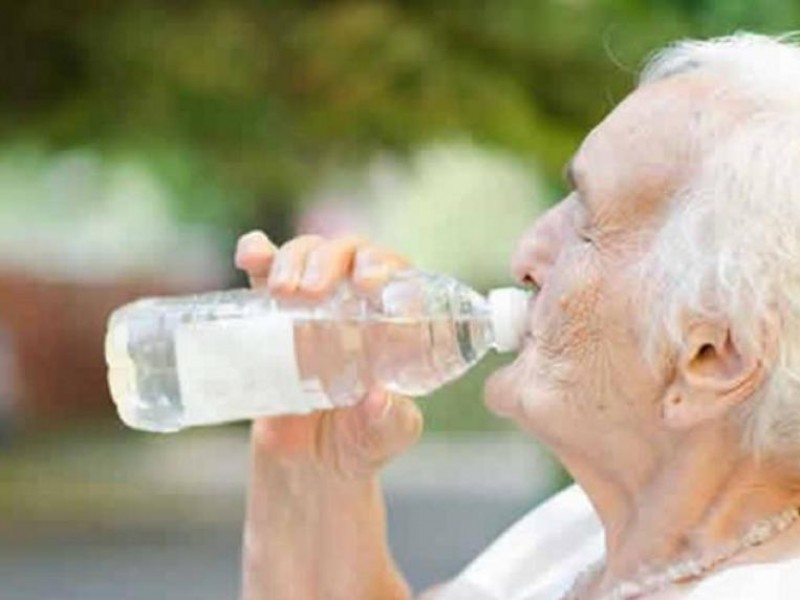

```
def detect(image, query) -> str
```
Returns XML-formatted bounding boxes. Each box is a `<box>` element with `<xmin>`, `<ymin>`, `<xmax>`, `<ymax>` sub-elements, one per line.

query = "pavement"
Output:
<box><xmin>0</xmin><ymin>429</ymin><xmax>565</xmax><ymax>599</ymax></box>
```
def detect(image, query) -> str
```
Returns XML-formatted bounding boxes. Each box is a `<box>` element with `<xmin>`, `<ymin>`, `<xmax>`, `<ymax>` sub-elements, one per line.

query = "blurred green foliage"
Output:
<box><xmin>4</xmin><ymin>0</ymin><xmax>797</xmax><ymax>433</ymax></box>
<box><xmin>3</xmin><ymin>0</ymin><xmax>798</xmax><ymax>237</ymax></box>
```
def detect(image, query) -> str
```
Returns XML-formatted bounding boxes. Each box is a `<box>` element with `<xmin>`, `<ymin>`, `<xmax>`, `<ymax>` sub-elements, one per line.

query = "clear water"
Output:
<box><xmin>105</xmin><ymin>273</ymin><xmax>497</xmax><ymax>432</ymax></box>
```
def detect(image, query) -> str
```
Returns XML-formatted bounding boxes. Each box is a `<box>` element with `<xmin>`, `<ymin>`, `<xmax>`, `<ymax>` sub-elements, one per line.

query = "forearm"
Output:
<box><xmin>242</xmin><ymin>452</ymin><xmax>410</xmax><ymax>600</ymax></box>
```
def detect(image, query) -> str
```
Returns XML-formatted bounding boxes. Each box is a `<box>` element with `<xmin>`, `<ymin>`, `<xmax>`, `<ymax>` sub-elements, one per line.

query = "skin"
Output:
<box><xmin>237</xmin><ymin>233</ymin><xmax>419</xmax><ymax>599</ymax></box>
<box><xmin>239</xmin><ymin>72</ymin><xmax>800</xmax><ymax>600</ymax></box>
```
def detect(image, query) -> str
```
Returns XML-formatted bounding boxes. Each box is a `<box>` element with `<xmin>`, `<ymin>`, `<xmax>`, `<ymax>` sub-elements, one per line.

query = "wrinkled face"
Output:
<box><xmin>486</xmin><ymin>74</ymin><xmax>717</xmax><ymax>457</ymax></box>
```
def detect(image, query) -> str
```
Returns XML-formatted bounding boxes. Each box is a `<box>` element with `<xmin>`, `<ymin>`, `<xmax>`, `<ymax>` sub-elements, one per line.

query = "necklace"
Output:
<box><xmin>563</xmin><ymin>505</ymin><xmax>800</xmax><ymax>600</ymax></box>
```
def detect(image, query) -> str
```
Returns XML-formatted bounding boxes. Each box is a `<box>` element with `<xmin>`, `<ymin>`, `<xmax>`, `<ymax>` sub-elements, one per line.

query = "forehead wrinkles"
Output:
<box><xmin>573</xmin><ymin>74</ymin><xmax>733</xmax><ymax>230</ymax></box>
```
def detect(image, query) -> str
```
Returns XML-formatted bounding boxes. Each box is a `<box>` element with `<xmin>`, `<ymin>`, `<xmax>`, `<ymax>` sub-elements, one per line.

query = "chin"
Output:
<box><xmin>484</xmin><ymin>345</ymin><xmax>573</xmax><ymax>442</ymax></box>
<box><xmin>483</xmin><ymin>369</ymin><xmax>518</xmax><ymax>418</ymax></box>
<box><xmin>485</xmin><ymin>345</ymin><xmax>542</xmax><ymax>417</ymax></box>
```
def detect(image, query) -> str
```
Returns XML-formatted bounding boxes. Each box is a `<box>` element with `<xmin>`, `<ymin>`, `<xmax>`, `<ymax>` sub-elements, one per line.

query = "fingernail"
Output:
<box><xmin>237</xmin><ymin>231</ymin><xmax>264</xmax><ymax>253</ymax></box>
<box><xmin>269</xmin><ymin>255</ymin><xmax>291</xmax><ymax>286</ymax></box>
<box><xmin>301</xmin><ymin>252</ymin><xmax>323</xmax><ymax>289</ymax></box>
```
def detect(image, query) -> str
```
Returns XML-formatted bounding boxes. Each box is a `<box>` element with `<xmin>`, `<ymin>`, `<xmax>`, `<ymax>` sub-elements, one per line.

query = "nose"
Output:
<box><xmin>510</xmin><ymin>201</ymin><xmax>570</xmax><ymax>289</ymax></box>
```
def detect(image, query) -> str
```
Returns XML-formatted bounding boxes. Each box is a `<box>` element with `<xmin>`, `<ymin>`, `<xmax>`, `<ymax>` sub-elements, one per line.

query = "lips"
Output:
<box><xmin>524</xmin><ymin>286</ymin><xmax>539</xmax><ymax>339</ymax></box>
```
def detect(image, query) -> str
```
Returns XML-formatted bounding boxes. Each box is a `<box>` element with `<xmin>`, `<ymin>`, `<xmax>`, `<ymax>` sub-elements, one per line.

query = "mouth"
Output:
<box><xmin>521</xmin><ymin>294</ymin><xmax>537</xmax><ymax>344</ymax></box>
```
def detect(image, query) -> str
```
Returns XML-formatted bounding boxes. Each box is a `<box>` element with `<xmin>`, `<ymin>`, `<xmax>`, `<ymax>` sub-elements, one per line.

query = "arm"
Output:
<box><xmin>242</xmin><ymin>433</ymin><xmax>410</xmax><ymax>600</ymax></box>
<box><xmin>236</xmin><ymin>232</ymin><xmax>422</xmax><ymax>600</ymax></box>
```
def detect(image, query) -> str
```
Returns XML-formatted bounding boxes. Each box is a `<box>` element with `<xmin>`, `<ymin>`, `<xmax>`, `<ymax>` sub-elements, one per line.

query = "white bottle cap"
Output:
<box><xmin>488</xmin><ymin>287</ymin><xmax>530</xmax><ymax>352</ymax></box>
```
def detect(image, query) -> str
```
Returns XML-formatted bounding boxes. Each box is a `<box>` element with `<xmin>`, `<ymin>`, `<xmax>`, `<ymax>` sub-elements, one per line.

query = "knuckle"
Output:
<box><xmin>302</xmin><ymin>238</ymin><xmax>364</xmax><ymax>291</ymax></box>
<box><xmin>334</xmin><ymin>234</ymin><xmax>369</xmax><ymax>251</ymax></box>
<box><xmin>270</xmin><ymin>237</ymin><xmax>326</xmax><ymax>287</ymax></box>
<box><xmin>324</xmin><ymin>236</ymin><xmax>365</xmax><ymax>265</ymax></box>
<box><xmin>310</xmin><ymin>240</ymin><xmax>335</xmax><ymax>262</ymax></box>
<box><xmin>284</xmin><ymin>234</ymin><xmax>324</xmax><ymax>252</ymax></box>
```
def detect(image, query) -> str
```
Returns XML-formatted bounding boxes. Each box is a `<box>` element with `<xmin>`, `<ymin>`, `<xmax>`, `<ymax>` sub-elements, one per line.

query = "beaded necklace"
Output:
<box><xmin>563</xmin><ymin>505</ymin><xmax>800</xmax><ymax>600</ymax></box>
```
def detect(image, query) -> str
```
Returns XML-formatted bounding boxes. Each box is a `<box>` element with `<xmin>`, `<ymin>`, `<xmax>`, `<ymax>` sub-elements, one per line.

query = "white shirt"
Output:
<box><xmin>435</xmin><ymin>484</ymin><xmax>800</xmax><ymax>599</ymax></box>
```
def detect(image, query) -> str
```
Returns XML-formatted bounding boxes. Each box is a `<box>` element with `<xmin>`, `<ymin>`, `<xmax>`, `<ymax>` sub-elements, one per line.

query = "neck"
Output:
<box><xmin>560</xmin><ymin>424</ymin><xmax>800</xmax><ymax>593</ymax></box>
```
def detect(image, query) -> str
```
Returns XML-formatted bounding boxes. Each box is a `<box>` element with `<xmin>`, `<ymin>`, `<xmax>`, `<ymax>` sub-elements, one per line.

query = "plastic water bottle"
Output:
<box><xmin>105</xmin><ymin>270</ymin><xmax>530</xmax><ymax>432</ymax></box>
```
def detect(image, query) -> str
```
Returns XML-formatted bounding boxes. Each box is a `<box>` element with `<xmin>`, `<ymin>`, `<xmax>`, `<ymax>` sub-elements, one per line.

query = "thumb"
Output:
<box><xmin>349</xmin><ymin>388</ymin><xmax>424</xmax><ymax>475</ymax></box>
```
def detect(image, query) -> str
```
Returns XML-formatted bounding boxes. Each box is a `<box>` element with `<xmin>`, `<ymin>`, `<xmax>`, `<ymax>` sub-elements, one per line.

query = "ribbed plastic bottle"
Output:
<box><xmin>105</xmin><ymin>270</ymin><xmax>530</xmax><ymax>432</ymax></box>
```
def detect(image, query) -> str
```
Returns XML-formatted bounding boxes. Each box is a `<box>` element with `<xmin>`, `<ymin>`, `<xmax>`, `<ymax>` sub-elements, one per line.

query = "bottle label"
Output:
<box><xmin>175</xmin><ymin>314</ymin><xmax>332</xmax><ymax>425</ymax></box>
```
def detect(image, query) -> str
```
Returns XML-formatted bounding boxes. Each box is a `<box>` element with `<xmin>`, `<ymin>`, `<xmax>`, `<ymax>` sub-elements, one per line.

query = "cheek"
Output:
<box><xmin>484</xmin><ymin>343</ymin><xmax>562</xmax><ymax>418</ymax></box>
<box><xmin>485</xmin><ymin>253</ymin><xmax>604</xmax><ymax>419</ymax></box>
<box><xmin>537</xmin><ymin>251</ymin><xmax>603</xmax><ymax>361</ymax></box>
<box><xmin>487</xmin><ymin>237</ymin><xmax>671</xmax><ymax>439</ymax></box>
<box><xmin>485</xmin><ymin>341</ymin><xmax>611</xmax><ymax>450</ymax></box>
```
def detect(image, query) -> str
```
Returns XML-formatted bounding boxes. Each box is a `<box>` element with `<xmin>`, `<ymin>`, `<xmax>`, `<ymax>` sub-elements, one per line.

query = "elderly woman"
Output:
<box><xmin>234</xmin><ymin>33</ymin><xmax>800</xmax><ymax>599</ymax></box>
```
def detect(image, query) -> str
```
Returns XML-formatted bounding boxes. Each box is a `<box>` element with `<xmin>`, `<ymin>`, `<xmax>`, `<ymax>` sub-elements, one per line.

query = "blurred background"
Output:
<box><xmin>0</xmin><ymin>1</ymin><xmax>796</xmax><ymax>598</ymax></box>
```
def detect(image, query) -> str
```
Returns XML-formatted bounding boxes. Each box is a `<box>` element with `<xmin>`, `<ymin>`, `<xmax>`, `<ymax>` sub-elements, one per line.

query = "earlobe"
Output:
<box><xmin>660</xmin><ymin>378</ymin><xmax>756</xmax><ymax>429</ymax></box>
<box><xmin>660</xmin><ymin>386</ymin><xmax>682</xmax><ymax>426</ymax></box>
<box><xmin>660</xmin><ymin>319</ymin><xmax>770</xmax><ymax>430</ymax></box>
<box><xmin>661</xmin><ymin>383</ymin><xmax>717</xmax><ymax>429</ymax></box>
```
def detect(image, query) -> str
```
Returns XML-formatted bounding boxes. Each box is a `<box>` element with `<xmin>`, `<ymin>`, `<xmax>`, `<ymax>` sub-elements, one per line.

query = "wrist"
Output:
<box><xmin>244</xmin><ymin>451</ymin><xmax>405</xmax><ymax>600</ymax></box>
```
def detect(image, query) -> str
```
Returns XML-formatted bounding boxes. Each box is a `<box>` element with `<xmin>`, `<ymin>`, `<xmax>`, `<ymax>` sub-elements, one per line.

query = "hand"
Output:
<box><xmin>234</xmin><ymin>230</ymin><xmax>424</xmax><ymax>479</ymax></box>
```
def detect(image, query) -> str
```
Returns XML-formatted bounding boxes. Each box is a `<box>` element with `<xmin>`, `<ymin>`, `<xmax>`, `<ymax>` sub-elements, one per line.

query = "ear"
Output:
<box><xmin>661</xmin><ymin>317</ymin><xmax>775</xmax><ymax>430</ymax></box>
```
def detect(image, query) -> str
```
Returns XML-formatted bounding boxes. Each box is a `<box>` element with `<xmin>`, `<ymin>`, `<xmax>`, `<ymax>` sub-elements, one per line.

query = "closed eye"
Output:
<box><xmin>571</xmin><ymin>201</ymin><xmax>594</xmax><ymax>244</ymax></box>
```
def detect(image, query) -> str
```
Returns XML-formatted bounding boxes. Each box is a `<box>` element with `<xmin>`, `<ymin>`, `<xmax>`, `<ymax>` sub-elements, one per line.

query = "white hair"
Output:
<box><xmin>638</xmin><ymin>33</ymin><xmax>800</xmax><ymax>459</ymax></box>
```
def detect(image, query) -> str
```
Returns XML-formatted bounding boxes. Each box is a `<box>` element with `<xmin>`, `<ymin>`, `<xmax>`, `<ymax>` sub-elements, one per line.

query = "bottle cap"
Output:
<box><xmin>488</xmin><ymin>287</ymin><xmax>530</xmax><ymax>352</ymax></box>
